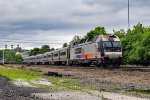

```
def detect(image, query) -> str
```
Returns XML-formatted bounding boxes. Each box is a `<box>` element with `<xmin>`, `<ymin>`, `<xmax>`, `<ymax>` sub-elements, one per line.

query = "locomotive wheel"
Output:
<box><xmin>102</xmin><ymin>64</ymin><xmax>115</xmax><ymax>69</ymax></box>
<box><xmin>87</xmin><ymin>62</ymin><xmax>91</xmax><ymax>67</ymax></box>
<box><xmin>96</xmin><ymin>63</ymin><xmax>101</xmax><ymax>67</ymax></box>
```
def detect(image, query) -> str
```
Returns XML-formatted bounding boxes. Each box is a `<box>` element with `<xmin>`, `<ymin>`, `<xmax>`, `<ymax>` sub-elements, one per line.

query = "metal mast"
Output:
<box><xmin>128</xmin><ymin>0</ymin><xmax>130</xmax><ymax>29</ymax></box>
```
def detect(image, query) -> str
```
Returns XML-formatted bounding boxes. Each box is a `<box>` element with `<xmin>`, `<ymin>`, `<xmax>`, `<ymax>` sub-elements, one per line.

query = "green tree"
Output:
<box><xmin>39</xmin><ymin>45</ymin><xmax>50</xmax><ymax>54</ymax></box>
<box><xmin>84</xmin><ymin>26</ymin><xmax>107</xmax><ymax>39</ymax></box>
<box><xmin>0</xmin><ymin>49</ymin><xmax>23</xmax><ymax>63</ymax></box>
<box><xmin>113</xmin><ymin>29</ymin><xmax>125</xmax><ymax>38</ymax></box>
<box><xmin>71</xmin><ymin>35</ymin><xmax>81</xmax><ymax>45</ymax></box>
<box><xmin>29</xmin><ymin>45</ymin><xmax>50</xmax><ymax>56</ymax></box>
<box><xmin>15</xmin><ymin>54</ymin><xmax>23</xmax><ymax>62</ymax></box>
<box><xmin>14</xmin><ymin>47</ymin><xmax>22</xmax><ymax>52</ymax></box>
<box><xmin>114</xmin><ymin>23</ymin><xmax>150</xmax><ymax>65</ymax></box>
<box><xmin>63</xmin><ymin>43</ymin><xmax>68</xmax><ymax>47</ymax></box>
<box><xmin>4</xmin><ymin>49</ymin><xmax>16</xmax><ymax>63</ymax></box>
<box><xmin>29</xmin><ymin>48</ymin><xmax>40</xmax><ymax>56</ymax></box>
<box><xmin>50</xmin><ymin>47</ymin><xmax>55</xmax><ymax>51</ymax></box>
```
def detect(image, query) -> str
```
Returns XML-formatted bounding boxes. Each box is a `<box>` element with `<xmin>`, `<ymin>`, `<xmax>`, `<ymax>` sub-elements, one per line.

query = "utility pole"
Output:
<box><xmin>128</xmin><ymin>0</ymin><xmax>130</xmax><ymax>29</ymax></box>
<box><xmin>3</xmin><ymin>49</ymin><xmax>4</xmax><ymax>65</ymax></box>
<box><xmin>3</xmin><ymin>45</ymin><xmax>7</xmax><ymax>65</ymax></box>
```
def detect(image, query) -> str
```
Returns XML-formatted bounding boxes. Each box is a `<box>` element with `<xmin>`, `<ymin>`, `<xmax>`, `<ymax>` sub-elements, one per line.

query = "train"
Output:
<box><xmin>24</xmin><ymin>34</ymin><xmax>123</xmax><ymax>68</ymax></box>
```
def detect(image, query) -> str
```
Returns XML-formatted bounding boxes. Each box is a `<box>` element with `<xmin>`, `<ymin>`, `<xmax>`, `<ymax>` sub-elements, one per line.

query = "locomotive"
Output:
<box><xmin>24</xmin><ymin>34</ymin><xmax>123</xmax><ymax>68</ymax></box>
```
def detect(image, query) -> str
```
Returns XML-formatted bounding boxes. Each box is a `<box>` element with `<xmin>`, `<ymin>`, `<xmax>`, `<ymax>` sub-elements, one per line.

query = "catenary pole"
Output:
<box><xmin>128</xmin><ymin>0</ymin><xmax>130</xmax><ymax>29</ymax></box>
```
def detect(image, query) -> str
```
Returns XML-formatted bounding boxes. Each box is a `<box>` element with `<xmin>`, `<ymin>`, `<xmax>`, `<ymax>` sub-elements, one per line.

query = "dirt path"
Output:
<box><xmin>32</xmin><ymin>91</ymin><xmax>149</xmax><ymax>100</ymax></box>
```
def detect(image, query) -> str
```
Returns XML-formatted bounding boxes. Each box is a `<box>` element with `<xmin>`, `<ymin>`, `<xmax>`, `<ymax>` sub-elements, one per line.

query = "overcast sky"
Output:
<box><xmin>0</xmin><ymin>0</ymin><xmax>149</xmax><ymax>49</ymax></box>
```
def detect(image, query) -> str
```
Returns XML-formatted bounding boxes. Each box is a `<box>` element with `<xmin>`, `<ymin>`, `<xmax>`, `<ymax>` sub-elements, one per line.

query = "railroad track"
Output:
<box><xmin>5</xmin><ymin>64</ymin><xmax>150</xmax><ymax>72</ymax></box>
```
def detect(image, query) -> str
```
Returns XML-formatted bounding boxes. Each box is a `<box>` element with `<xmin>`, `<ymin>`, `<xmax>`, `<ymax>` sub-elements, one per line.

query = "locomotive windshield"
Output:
<box><xmin>103</xmin><ymin>41</ymin><xmax>121</xmax><ymax>52</ymax></box>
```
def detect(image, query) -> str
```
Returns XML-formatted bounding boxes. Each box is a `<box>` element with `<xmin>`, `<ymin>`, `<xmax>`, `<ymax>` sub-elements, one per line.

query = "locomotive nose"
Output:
<box><xmin>104</xmin><ymin>52</ymin><xmax>122</xmax><ymax>59</ymax></box>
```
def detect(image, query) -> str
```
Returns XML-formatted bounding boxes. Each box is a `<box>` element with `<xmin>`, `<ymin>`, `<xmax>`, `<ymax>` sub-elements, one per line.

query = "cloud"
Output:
<box><xmin>0</xmin><ymin>0</ymin><xmax>149</xmax><ymax>49</ymax></box>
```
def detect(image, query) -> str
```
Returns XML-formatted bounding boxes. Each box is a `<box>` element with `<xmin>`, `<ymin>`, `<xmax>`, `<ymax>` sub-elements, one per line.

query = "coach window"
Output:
<box><xmin>48</xmin><ymin>55</ymin><xmax>51</xmax><ymax>57</ymax></box>
<box><xmin>60</xmin><ymin>52</ymin><xmax>66</xmax><ymax>56</ymax></box>
<box><xmin>54</xmin><ymin>53</ymin><xmax>58</xmax><ymax>57</ymax></box>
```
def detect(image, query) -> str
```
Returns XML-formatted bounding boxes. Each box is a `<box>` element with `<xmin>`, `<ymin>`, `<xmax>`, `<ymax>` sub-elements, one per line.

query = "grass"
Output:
<box><xmin>0</xmin><ymin>66</ymin><xmax>42</xmax><ymax>81</ymax></box>
<box><xmin>0</xmin><ymin>66</ymin><xmax>121</xmax><ymax>94</ymax></box>
<box><xmin>0</xmin><ymin>66</ymin><xmax>83</xmax><ymax>91</ymax></box>
<box><xmin>127</xmin><ymin>89</ymin><xmax>150</xmax><ymax>97</ymax></box>
<box><xmin>46</xmin><ymin>76</ymin><xmax>83</xmax><ymax>91</ymax></box>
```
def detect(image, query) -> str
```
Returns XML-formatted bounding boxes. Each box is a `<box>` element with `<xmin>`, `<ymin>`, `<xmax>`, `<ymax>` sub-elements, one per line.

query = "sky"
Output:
<box><xmin>0</xmin><ymin>0</ymin><xmax>149</xmax><ymax>49</ymax></box>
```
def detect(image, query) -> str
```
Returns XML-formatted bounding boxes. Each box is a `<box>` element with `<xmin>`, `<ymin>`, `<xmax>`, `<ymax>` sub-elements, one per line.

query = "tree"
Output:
<box><xmin>0</xmin><ymin>49</ymin><xmax>23</xmax><ymax>63</ymax></box>
<box><xmin>39</xmin><ymin>45</ymin><xmax>50</xmax><ymax>54</ymax></box>
<box><xmin>114</xmin><ymin>23</ymin><xmax>150</xmax><ymax>65</ymax></box>
<box><xmin>15</xmin><ymin>54</ymin><xmax>23</xmax><ymax>62</ymax></box>
<box><xmin>70</xmin><ymin>35</ymin><xmax>81</xmax><ymax>45</ymax></box>
<box><xmin>4</xmin><ymin>49</ymin><xmax>16</xmax><ymax>63</ymax></box>
<box><xmin>113</xmin><ymin>29</ymin><xmax>125</xmax><ymax>38</ymax></box>
<box><xmin>14</xmin><ymin>47</ymin><xmax>22</xmax><ymax>52</ymax></box>
<box><xmin>84</xmin><ymin>26</ymin><xmax>107</xmax><ymax>39</ymax></box>
<box><xmin>50</xmin><ymin>47</ymin><xmax>55</xmax><ymax>51</ymax></box>
<box><xmin>63</xmin><ymin>43</ymin><xmax>68</xmax><ymax>47</ymax></box>
<box><xmin>29</xmin><ymin>48</ymin><xmax>40</xmax><ymax>56</ymax></box>
<box><xmin>29</xmin><ymin>45</ymin><xmax>50</xmax><ymax>56</ymax></box>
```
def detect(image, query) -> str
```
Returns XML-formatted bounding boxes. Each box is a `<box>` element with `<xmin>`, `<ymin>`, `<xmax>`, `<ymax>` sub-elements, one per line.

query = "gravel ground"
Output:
<box><xmin>32</xmin><ymin>91</ymin><xmax>101</xmax><ymax>100</ymax></box>
<box><xmin>0</xmin><ymin>74</ymin><xmax>147</xmax><ymax>100</ymax></box>
<box><xmin>2</xmin><ymin>64</ymin><xmax>150</xmax><ymax>100</ymax></box>
<box><xmin>14</xmin><ymin>64</ymin><xmax>150</xmax><ymax>91</ymax></box>
<box><xmin>0</xmin><ymin>75</ymin><xmax>48</xmax><ymax>100</ymax></box>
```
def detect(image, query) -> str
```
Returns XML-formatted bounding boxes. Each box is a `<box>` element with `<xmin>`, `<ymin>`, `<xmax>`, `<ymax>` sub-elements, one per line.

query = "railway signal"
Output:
<box><xmin>5</xmin><ymin>45</ymin><xmax>7</xmax><ymax>49</ymax></box>
<box><xmin>11</xmin><ymin>45</ymin><xmax>13</xmax><ymax>49</ymax></box>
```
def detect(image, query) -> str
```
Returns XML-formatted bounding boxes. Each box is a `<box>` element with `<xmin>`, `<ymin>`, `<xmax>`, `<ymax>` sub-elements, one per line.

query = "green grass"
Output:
<box><xmin>46</xmin><ymin>76</ymin><xmax>83</xmax><ymax>91</ymax></box>
<box><xmin>0</xmin><ymin>66</ymin><xmax>102</xmax><ymax>94</ymax></box>
<box><xmin>127</xmin><ymin>89</ymin><xmax>150</xmax><ymax>97</ymax></box>
<box><xmin>0</xmin><ymin>66</ymin><xmax>42</xmax><ymax>81</ymax></box>
<box><xmin>0</xmin><ymin>66</ymin><xmax>84</xmax><ymax>91</ymax></box>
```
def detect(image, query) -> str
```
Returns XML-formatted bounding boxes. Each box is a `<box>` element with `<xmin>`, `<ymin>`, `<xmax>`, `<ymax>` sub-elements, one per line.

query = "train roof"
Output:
<box><xmin>101</xmin><ymin>34</ymin><xmax>120</xmax><ymax>41</ymax></box>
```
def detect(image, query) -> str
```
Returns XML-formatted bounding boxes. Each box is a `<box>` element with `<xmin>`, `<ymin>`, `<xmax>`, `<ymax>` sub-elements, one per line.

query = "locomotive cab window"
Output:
<box><xmin>103</xmin><ymin>41</ymin><xmax>121</xmax><ymax>52</ymax></box>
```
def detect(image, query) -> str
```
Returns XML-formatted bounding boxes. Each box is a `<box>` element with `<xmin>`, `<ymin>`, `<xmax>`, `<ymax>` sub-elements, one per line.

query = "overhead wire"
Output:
<box><xmin>0</xmin><ymin>39</ymin><xmax>70</xmax><ymax>44</ymax></box>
